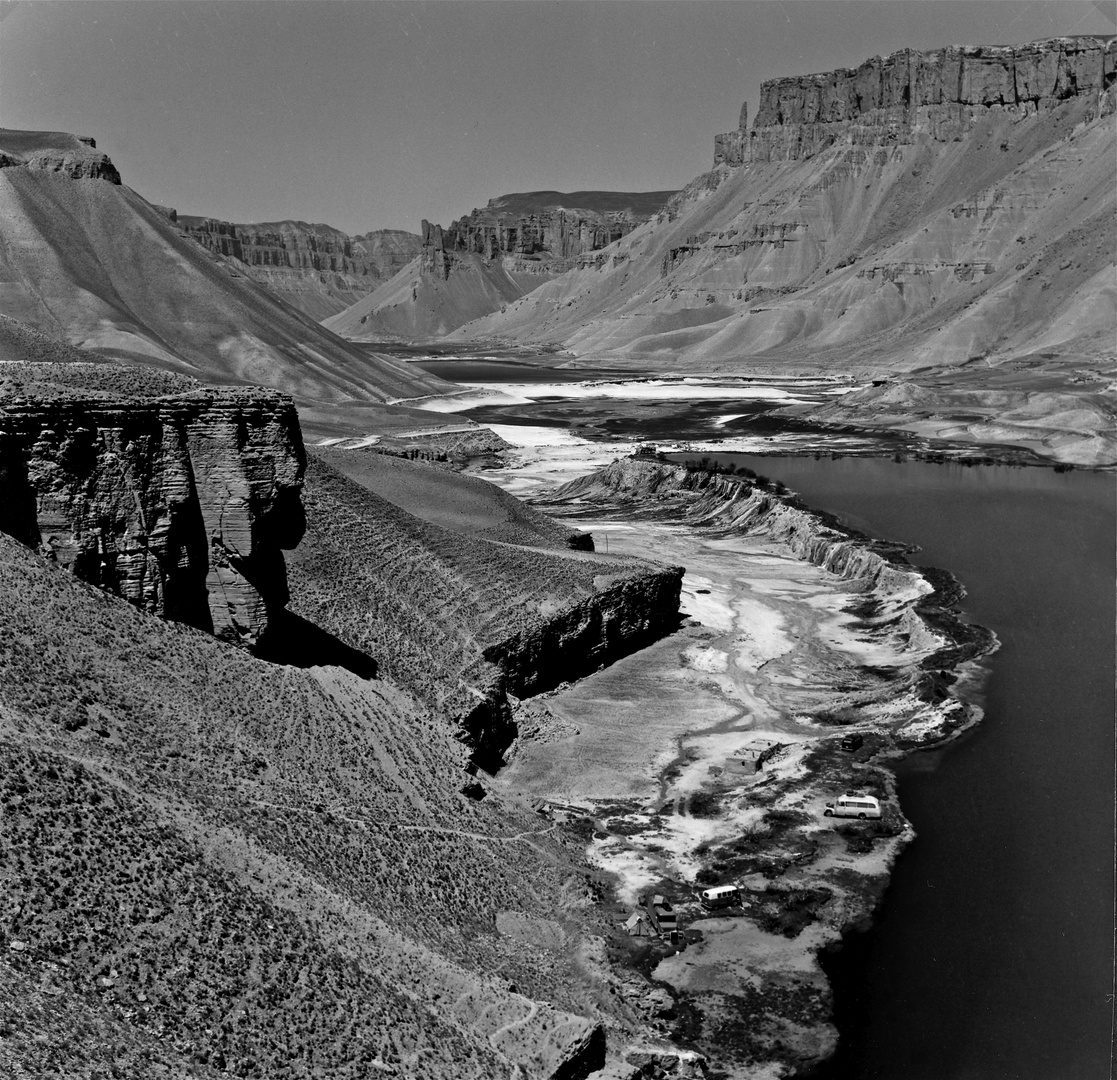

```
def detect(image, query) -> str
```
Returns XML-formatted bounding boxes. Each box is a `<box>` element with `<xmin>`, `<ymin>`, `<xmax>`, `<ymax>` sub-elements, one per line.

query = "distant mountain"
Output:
<box><xmin>0</xmin><ymin>128</ymin><xmax>450</xmax><ymax>437</ymax></box>
<box><xmin>177</xmin><ymin>216</ymin><xmax>422</xmax><ymax>320</ymax></box>
<box><xmin>448</xmin><ymin>37</ymin><xmax>1116</xmax><ymax>463</ymax></box>
<box><xmin>325</xmin><ymin>189</ymin><xmax>675</xmax><ymax>340</ymax></box>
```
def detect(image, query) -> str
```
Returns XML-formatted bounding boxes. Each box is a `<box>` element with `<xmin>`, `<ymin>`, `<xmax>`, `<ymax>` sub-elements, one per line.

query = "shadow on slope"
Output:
<box><xmin>256</xmin><ymin>606</ymin><xmax>378</xmax><ymax>679</ymax></box>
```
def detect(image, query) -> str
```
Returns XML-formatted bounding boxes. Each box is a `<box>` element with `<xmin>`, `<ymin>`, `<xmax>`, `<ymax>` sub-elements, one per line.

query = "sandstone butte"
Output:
<box><xmin>324</xmin><ymin>190</ymin><xmax>675</xmax><ymax>341</ymax></box>
<box><xmin>431</xmin><ymin>35</ymin><xmax>1116</xmax><ymax>465</ymax></box>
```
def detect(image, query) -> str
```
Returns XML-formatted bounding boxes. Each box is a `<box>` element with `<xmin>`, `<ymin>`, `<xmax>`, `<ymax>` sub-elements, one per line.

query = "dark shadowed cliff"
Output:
<box><xmin>0</xmin><ymin>360</ymin><xmax>306</xmax><ymax>647</ymax></box>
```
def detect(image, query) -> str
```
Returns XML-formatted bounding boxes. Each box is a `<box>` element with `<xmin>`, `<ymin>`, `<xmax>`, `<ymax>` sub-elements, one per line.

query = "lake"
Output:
<box><xmin>669</xmin><ymin>454</ymin><xmax>1115</xmax><ymax>1080</ymax></box>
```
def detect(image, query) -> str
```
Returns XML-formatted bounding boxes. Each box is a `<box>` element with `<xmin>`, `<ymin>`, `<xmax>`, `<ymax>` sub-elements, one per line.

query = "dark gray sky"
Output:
<box><xmin>2</xmin><ymin>1</ymin><xmax>1113</xmax><ymax>234</ymax></box>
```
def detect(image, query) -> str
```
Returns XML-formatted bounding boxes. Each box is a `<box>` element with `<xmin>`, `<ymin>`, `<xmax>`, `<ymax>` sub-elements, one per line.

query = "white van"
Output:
<box><xmin>823</xmin><ymin>793</ymin><xmax>882</xmax><ymax>820</ymax></box>
<box><xmin>699</xmin><ymin>884</ymin><xmax>741</xmax><ymax>910</ymax></box>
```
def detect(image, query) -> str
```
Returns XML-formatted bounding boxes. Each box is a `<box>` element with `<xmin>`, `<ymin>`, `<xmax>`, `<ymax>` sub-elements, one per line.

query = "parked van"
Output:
<box><xmin>823</xmin><ymin>793</ymin><xmax>882</xmax><ymax>820</ymax></box>
<box><xmin>699</xmin><ymin>885</ymin><xmax>741</xmax><ymax>910</ymax></box>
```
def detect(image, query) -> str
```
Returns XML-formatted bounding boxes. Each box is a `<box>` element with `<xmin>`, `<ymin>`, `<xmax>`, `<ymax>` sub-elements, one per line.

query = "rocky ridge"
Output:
<box><xmin>447</xmin><ymin>36</ymin><xmax>1116</xmax><ymax>464</ymax></box>
<box><xmin>288</xmin><ymin>453</ymin><xmax>683</xmax><ymax>770</ymax></box>
<box><xmin>0</xmin><ymin>130</ymin><xmax>121</xmax><ymax>183</ymax></box>
<box><xmin>715</xmin><ymin>36</ymin><xmax>1116</xmax><ymax>164</ymax></box>
<box><xmin>426</xmin><ymin>190</ymin><xmax>675</xmax><ymax>277</ymax></box>
<box><xmin>0</xmin><ymin>129</ymin><xmax>453</xmax><ymax>439</ymax></box>
<box><xmin>177</xmin><ymin>216</ymin><xmax>421</xmax><ymax>320</ymax></box>
<box><xmin>326</xmin><ymin>190</ymin><xmax>675</xmax><ymax>341</ymax></box>
<box><xmin>0</xmin><ymin>363</ymin><xmax>305</xmax><ymax>647</ymax></box>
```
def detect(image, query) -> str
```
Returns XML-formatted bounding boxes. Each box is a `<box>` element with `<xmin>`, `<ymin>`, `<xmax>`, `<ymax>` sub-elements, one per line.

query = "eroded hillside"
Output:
<box><xmin>178</xmin><ymin>216</ymin><xmax>421</xmax><ymax>321</ymax></box>
<box><xmin>0</xmin><ymin>131</ymin><xmax>451</xmax><ymax>426</ymax></box>
<box><xmin>448</xmin><ymin>37</ymin><xmax>1116</xmax><ymax>463</ymax></box>
<box><xmin>286</xmin><ymin>452</ymin><xmax>682</xmax><ymax>768</ymax></box>
<box><xmin>0</xmin><ymin>531</ymin><xmax>617</xmax><ymax>1079</ymax></box>
<box><xmin>325</xmin><ymin>190</ymin><xmax>675</xmax><ymax>341</ymax></box>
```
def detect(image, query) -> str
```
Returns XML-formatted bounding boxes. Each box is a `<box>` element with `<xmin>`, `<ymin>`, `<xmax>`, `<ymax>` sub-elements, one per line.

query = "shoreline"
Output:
<box><xmin>472</xmin><ymin>436</ymin><xmax>997</xmax><ymax>1078</ymax></box>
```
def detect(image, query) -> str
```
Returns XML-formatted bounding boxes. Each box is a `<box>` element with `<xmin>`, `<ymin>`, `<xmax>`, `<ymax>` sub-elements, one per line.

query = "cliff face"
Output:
<box><xmin>452</xmin><ymin>38</ymin><xmax>1115</xmax><ymax>464</ymax></box>
<box><xmin>327</xmin><ymin>190</ymin><xmax>675</xmax><ymax>341</ymax></box>
<box><xmin>286</xmin><ymin>456</ymin><xmax>682</xmax><ymax>769</ymax></box>
<box><xmin>0</xmin><ymin>363</ymin><xmax>306</xmax><ymax>647</ymax></box>
<box><xmin>429</xmin><ymin>190</ymin><xmax>675</xmax><ymax>274</ymax></box>
<box><xmin>0</xmin><ymin>128</ymin><xmax>451</xmax><ymax>428</ymax></box>
<box><xmin>177</xmin><ymin>217</ymin><xmax>421</xmax><ymax>320</ymax></box>
<box><xmin>0</xmin><ymin>130</ymin><xmax>121</xmax><ymax>183</ymax></box>
<box><xmin>715</xmin><ymin>36</ymin><xmax>1116</xmax><ymax>164</ymax></box>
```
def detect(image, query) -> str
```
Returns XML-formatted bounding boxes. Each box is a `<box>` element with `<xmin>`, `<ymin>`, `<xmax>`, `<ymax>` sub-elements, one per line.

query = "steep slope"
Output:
<box><xmin>286</xmin><ymin>453</ymin><xmax>682</xmax><ymax>768</ymax></box>
<box><xmin>448</xmin><ymin>38</ymin><xmax>1115</xmax><ymax>461</ymax></box>
<box><xmin>0</xmin><ymin>531</ymin><xmax>619</xmax><ymax>1079</ymax></box>
<box><xmin>0</xmin><ymin>129</ymin><xmax>451</xmax><ymax>426</ymax></box>
<box><xmin>177</xmin><ymin>215</ymin><xmax>421</xmax><ymax>320</ymax></box>
<box><xmin>326</xmin><ymin>190</ymin><xmax>674</xmax><ymax>341</ymax></box>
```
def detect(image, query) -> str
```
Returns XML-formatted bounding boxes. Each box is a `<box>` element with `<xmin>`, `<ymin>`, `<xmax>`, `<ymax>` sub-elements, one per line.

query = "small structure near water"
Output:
<box><xmin>740</xmin><ymin>739</ymin><xmax>787</xmax><ymax>773</ymax></box>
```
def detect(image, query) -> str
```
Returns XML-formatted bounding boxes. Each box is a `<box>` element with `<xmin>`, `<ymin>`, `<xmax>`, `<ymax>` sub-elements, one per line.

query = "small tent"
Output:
<box><xmin>624</xmin><ymin>911</ymin><xmax>654</xmax><ymax>937</ymax></box>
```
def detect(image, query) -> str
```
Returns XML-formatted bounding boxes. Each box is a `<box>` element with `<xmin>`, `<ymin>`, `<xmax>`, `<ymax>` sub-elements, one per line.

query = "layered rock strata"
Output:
<box><xmin>0</xmin><ymin>363</ymin><xmax>305</xmax><ymax>646</ymax></box>
<box><xmin>421</xmin><ymin>190</ymin><xmax>675</xmax><ymax>279</ymax></box>
<box><xmin>286</xmin><ymin>455</ymin><xmax>682</xmax><ymax>770</ymax></box>
<box><xmin>178</xmin><ymin>217</ymin><xmax>421</xmax><ymax>319</ymax></box>
<box><xmin>715</xmin><ymin>36</ymin><xmax>1116</xmax><ymax>164</ymax></box>
<box><xmin>0</xmin><ymin>130</ymin><xmax>121</xmax><ymax>183</ymax></box>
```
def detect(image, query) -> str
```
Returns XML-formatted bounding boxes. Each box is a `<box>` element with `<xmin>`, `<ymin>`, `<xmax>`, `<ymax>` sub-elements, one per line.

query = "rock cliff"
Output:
<box><xmin>327</xmin><ymin>190</ymin><xmax>675</xmax><ymax>341</ymax></box>
<box><xmin>431</xmin><ymin>190</ymin><xmax>675</xmax><ymax>274</ymax></box>
<box><xmin>450</xmin><ymin>38</ymin><xmax>1115</xmax><ymax>463</ymax></box>
<box><xmin>714</xmin><ymin>36</ymin><xmax>1116</xmax><ymax>164</ymax></box>
<box><xmin>178</xmin><ymin>217</ymin><xmax>421</xmax><ymax>320</ymax></box>
<box><xmin>0</xmin><ymin>130</ymin><xmax>121</xmax><ymax>183</ymax></box>
<box><xmin>287</xmin><ymin>454</ymin><xmax>682</xmax><ymax>770</ymax></box>
<box><xmin>0</xmin><ymin>362</ymin><xmax>306</xmax><ymax>647</ymax></box>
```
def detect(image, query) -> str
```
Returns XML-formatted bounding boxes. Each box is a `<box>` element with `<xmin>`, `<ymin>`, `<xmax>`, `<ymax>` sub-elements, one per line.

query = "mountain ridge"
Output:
<box><xmin>441</xmin><ymin>35</ymin><xmax>1115</xmax><ymax>463</ymax></box>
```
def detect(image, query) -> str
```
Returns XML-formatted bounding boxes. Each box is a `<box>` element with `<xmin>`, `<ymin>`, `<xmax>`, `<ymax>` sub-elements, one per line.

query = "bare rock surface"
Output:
<box><xmin>286</xmin><ymin>454</ymin><xmax>682</xmax><ymax>767</ymax></box>
<box><xmin>178</xmin><ymin>217</ymin><xmax>421</xmax><ymax>320</ymax></box>
<box><xmin>326</xmin><ymin>190</ymin><xmax>674</xmax><ymax>341</ymax></box>
<box><xmin>0</xmin><ymin>361</ymin><xmax>306</xmax><ymax>646</ymax></box>
<box><xmin>447</xmin><ymin>36</ymin><xmax>1116</xmax><ymax>464</ymax></box>
<box><xmin>0</xmin><ymin>130</ymin><xmax>453</xmax><ymax>434</ymax></box>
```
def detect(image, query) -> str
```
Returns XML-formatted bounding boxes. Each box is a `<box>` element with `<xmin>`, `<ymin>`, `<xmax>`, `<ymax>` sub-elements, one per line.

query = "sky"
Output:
<box><xmin>1</xmin><ymin>1</ymin><xmax>1114</xmax><ymax>235</ymax></box>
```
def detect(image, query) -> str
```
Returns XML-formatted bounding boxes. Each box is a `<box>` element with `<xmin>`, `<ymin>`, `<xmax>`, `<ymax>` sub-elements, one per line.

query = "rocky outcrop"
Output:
<box><xmin>0</xmin><ymin>129</ymin><xmax>121</xmax><ymax>183</ymax></box>
<box><xmin>177</xmin><ymin>217</ymin><xmax>422</xmax><ymax>319</ymax></box>
<box><xmin>715</xmin><ymin>36</ymin><xmax>1116</xmax><ymax>164</ymax></box>
<box><xmin>0</xmin><ymin>363</ymin><xmax>306</xmax><ymax>646</ymax></box>
<box><xmin>425</xmin><ymin>190</ymin><xmax>675</xmax><ymax>276</ymax></box>
<box><xmin>481</xmin><ymin>568</ymin><xmax>683</xmax><ymax>699</ymax></box>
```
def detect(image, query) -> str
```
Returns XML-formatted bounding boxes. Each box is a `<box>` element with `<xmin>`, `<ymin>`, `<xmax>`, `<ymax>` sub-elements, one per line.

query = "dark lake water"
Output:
<box><xmin>684</xmin><ymin>454</ymin><xmax>1114</xmax><ymax>1080</ymax></box>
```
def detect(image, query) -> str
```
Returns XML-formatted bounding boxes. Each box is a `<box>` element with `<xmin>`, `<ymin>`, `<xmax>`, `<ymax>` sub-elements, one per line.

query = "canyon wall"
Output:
<box><xmin>0</xmin><ymin>130</ymin><xmax>121</xmax><ymax>183</ymax></box>
<box><xmin>715</xmin><ymin>36</ymin><xmax>1116</xmax><ymax>164</ymax></box>
<box><xmin>178</xmin><ymin>216</ymin><xmax>421</xmax><ymax>320</ymax></box>
<box><xmin>425</xmin><ymin>190</ymin><xmax>675</xmax><ymax>277</ymax></box>
<box><xmin>0</xmin><ymin>363</ymin><xmax>306</xmax><ymax>647</ymax></box>
<box><xmin>326</xmin><ymin>191</ymin><xmax>675</xmax><ymax>340</ymax></box>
